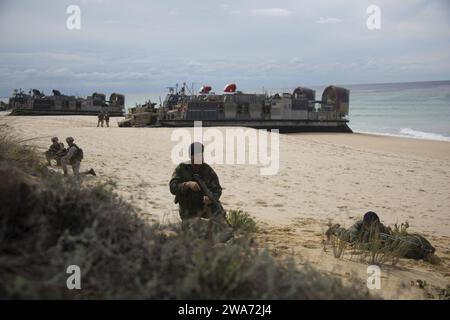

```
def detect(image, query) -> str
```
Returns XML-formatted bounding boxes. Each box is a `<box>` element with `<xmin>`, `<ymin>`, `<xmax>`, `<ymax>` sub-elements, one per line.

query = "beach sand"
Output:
<box><xmin>6</xmin><ymin>115</ymin><xmax>450</xmax><ymax>299</ymax></box>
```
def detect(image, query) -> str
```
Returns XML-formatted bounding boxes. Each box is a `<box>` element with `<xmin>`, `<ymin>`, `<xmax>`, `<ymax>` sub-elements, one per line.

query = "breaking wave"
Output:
<box><xmin>355</xmin><ymin>128</ymin><xmax>450</xmax><ymax>142</ymax></box>
<box><xmin>398</xmin><ymin>128</ymin><xmax>450</xmax><ymax>141</ymax></box>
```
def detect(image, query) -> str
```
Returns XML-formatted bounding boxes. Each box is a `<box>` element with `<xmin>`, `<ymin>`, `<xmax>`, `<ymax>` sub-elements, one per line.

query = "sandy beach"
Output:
<box><xmin>6</xmin><ymin>115</ymin><xmax>450</xmax><ymax>299</ymax></box>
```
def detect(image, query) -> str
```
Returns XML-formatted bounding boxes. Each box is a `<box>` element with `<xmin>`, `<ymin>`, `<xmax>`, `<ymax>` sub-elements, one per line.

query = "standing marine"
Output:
<box><xmin>97</xmin><ymin>111</ymin><xmax>104</xmax><ymax>127</ymax></box>
<box><xmin>45</xmin><ymin>136</ymin><xmax>65</xmax><ymax>166</ymax></box>
<box><xmin>104</xmin><ymin>111</ymin><xmax>110</xmax><ymax>128</ymax></box>
<box><xmin>169</xmin><ymin>142</ymin><xmax>222</xmax><ymax>221</ymax></box>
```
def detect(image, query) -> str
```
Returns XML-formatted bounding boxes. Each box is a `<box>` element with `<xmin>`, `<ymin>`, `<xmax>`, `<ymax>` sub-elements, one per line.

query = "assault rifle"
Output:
<box><xmin>192</xmin><ymin>173</ymin><xmax>231</xmax><ymax>227</ymax></box>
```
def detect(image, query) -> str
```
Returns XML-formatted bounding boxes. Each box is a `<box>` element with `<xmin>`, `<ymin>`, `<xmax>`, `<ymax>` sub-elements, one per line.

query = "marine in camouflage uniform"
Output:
<box><xmin>104</xmin><ymin>111</ymin><xmax>110</xmax><ymax>127</ymax></box>
<box><xmin>60</xmin><ymin>137</ymin><xmax>97</xmax><ymax>178</ymax></box>
<box><xmin>326</xmin><ymin>211</ymin><xmax>436</xmax><ymax>261</ymax></box>
<box><xmin>346</xmin><ymin>211</ymin><xmax>391</xmax><ymax>244</ymax></box>
<box><xmin>326</xmin><ymin>211</ymin><xmax>390</xmax><ymax>244</ymax></box>
<box><xmin>45</xmin><ymin>137</ymin><xmax>65</xmax><ymax>166</ymax></box>
<box><xmin>61</xmin><ymin>137</ymin><xmax>82</xmax><ymax>177</ymax></box>
<box><xmin>169</xmin><ymin>142</ymin><xmax>222</xmax><ymax>220</ymax></box>
<box><xmin>97</xmin><ymin>111</ymin><xmax>104</xmax><ymax>127</ymax></box>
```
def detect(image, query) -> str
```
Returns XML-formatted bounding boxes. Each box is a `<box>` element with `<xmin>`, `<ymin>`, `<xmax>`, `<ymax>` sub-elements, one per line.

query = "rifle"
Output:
<box><xmin>192</xmin><ymin>173</ymin><xmax>231</xmax><ymax>227</ymax></box>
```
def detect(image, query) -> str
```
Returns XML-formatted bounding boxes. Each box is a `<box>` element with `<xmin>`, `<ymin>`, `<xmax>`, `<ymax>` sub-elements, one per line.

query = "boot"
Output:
<box><xmin>87</xmin><ymin>168</ymin><xmax>97</xmax><ymax>176</ymax></box>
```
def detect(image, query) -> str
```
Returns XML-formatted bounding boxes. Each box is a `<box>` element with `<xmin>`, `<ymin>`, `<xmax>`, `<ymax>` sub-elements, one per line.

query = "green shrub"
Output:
<box><xmin>227</xmin><ymin>209</ymin><xmax>258</xmax><ymax>234</ymax></box>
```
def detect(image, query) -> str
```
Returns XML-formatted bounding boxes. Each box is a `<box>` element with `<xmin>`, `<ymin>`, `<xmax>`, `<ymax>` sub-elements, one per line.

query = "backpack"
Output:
<box><xmin>71</xmin><ymin>144</ymin><xmax>84</xmax><ymax>162</ymax></box>
<box><xmin>391</xmin><ymin>234</ymin><xmax>435</xmax><ymax>260</ymax></box>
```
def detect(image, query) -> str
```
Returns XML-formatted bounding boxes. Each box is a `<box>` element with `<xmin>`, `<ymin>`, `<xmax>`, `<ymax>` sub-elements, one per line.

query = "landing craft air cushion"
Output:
<box><xmin>8</xmin><ymin>89</ymin><xmax>125</xmax><ymax>116</ymax></box>
<box><xmin>119</xmin><ymin>83</ymin><xmax>352</xmax><ymax>133</ymax></box>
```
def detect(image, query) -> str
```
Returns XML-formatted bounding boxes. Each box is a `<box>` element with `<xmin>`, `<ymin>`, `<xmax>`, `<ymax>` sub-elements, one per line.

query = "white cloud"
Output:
<box><xmin>221</xmin><ymin>3</ymin><xmax>242</xmax><ymax>15</ymax></box>
<box><xmin>250</xmin><ymin>8</ymin><xmax>292</xmax><ymax>17</ymax></box>
<box><xmin>316</xmin><ymin>17</ymin><xmax>342</xmax><ymax>24</ymax></box>
<box><xmin>290</xmin><ymin>57</ymin><xmax>303</xmax><ymax>64</ymax></box>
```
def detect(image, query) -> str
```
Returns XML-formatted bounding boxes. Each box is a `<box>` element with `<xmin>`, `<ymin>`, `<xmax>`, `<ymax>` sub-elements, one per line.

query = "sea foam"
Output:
<box><xmin>399</xmin><ymin>128</ymin><xmax>450</xmax><ymax>141</ymax></box>
<box><xmin>355</xmin><ymin>128</ymin><xmax>450</xmax><ymax>142</ymax></box>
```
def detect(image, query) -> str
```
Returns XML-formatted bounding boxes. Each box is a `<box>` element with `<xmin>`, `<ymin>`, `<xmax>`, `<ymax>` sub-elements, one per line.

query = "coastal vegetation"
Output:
<box><xmin>0</xmin><ymin>122</ymin><xmax>368</xmax><ymax>299</ymax></box>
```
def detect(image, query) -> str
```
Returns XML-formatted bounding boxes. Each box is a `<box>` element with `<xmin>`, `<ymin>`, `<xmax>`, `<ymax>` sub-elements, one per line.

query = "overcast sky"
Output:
<box><xmin>0</xmin><ymin>0</ymin><xmax>449</xmax><ymax>97</ymax></box>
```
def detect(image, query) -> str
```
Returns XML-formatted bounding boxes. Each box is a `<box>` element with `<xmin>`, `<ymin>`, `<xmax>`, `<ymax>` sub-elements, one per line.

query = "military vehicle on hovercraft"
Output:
<box><xmin>119</xmin><ymin>82</ymin><xmax>351</xmax><ymax>133</ymax></box>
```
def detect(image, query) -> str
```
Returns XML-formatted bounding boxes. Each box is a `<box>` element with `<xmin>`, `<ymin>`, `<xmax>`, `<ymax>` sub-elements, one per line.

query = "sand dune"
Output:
<box><xmin>6</xmin><ymin>115</ymin><xmax>450</xmax><ymax>299</ymax></box>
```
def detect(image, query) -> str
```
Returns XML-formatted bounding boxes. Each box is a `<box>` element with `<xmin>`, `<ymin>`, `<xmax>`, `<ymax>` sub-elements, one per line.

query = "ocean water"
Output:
<box><xmin>344</xmin><ymin>81</ymin><xmax>450</xmax><ymax>141</ymax></box>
